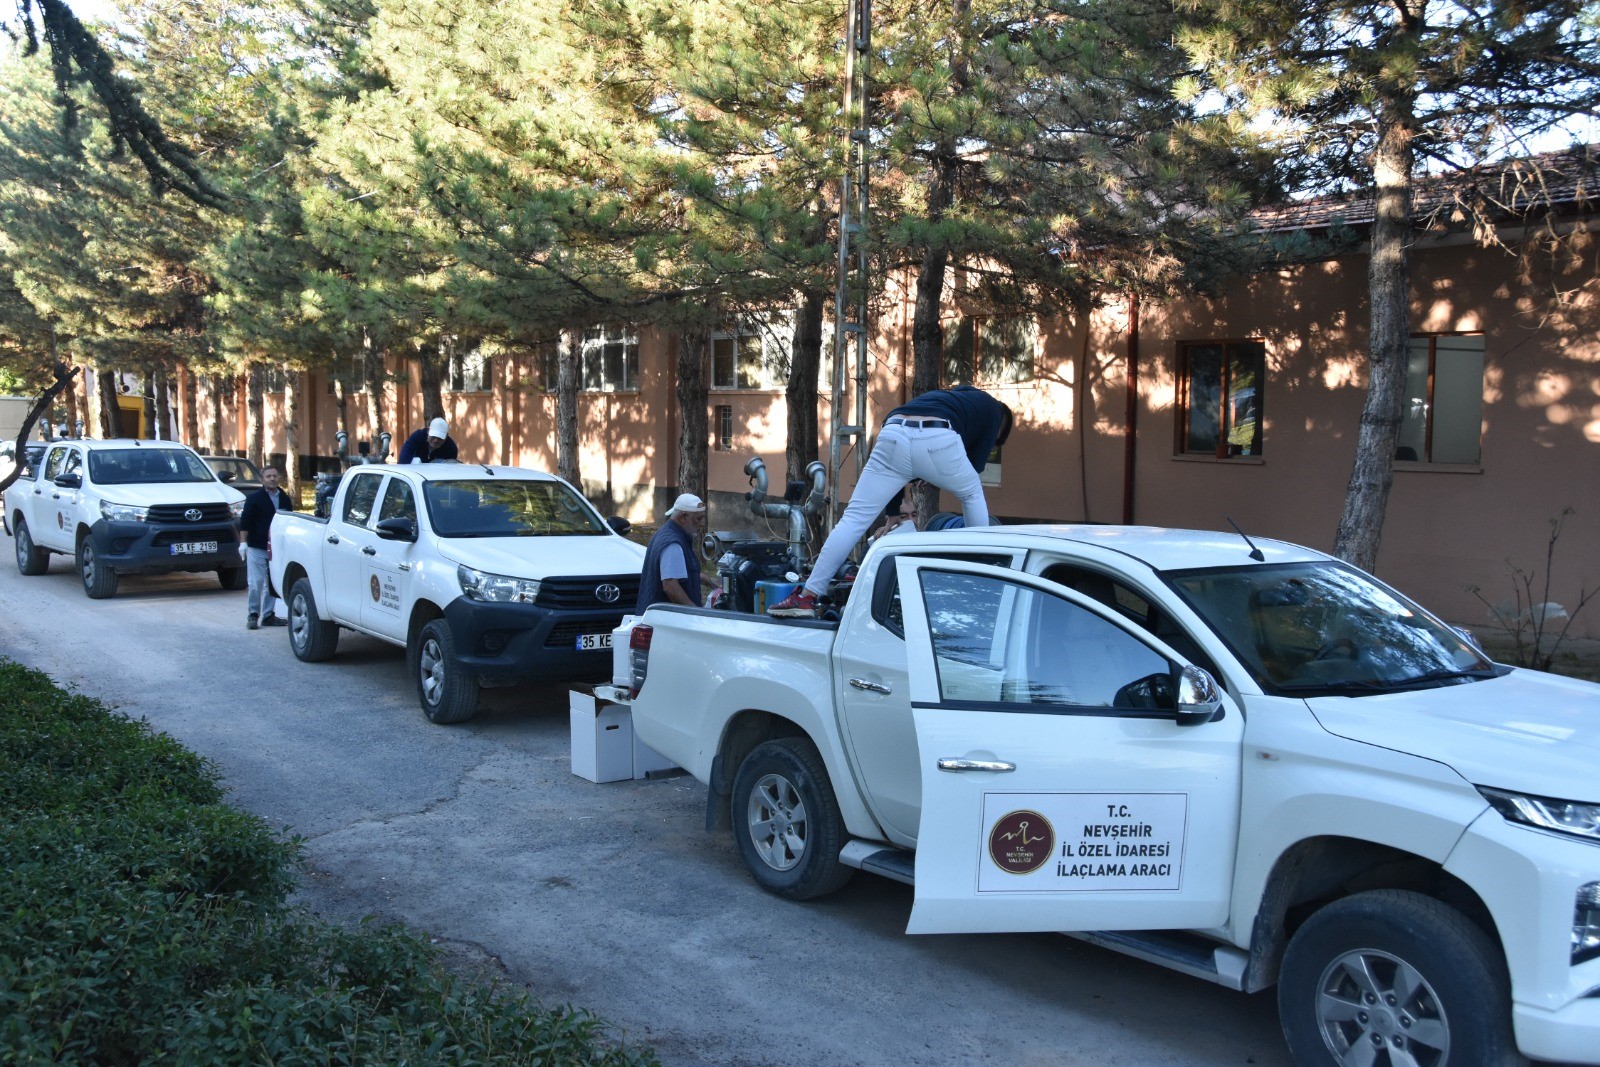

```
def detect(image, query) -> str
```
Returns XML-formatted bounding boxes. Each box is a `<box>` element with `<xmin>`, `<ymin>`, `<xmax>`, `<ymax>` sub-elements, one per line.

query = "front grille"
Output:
<box><xmin>537</xmin><ymin>574</ymin><xmax>640</xmax><ymax>609</ymax></box>
<box><xmin>545</xmin><ymin>618</ymin><xmax>625</xmax><ymax>648</ymax></box>
<box><xmin>148</xmin><ymin>503</ymin><xmax>234</xmax><ymax>524</ymax></box>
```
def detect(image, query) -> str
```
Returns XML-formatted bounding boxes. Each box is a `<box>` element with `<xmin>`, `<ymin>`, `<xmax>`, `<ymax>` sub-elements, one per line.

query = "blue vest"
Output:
<box><xmin>636</xmin><ymin>518</ymin><xmax>702</xmax><ymax>612</ymax></box>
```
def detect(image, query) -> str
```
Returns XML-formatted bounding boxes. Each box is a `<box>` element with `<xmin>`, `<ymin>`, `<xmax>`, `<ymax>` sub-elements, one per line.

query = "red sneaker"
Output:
<box><xmin>769</xmin><ymin>590</ymin><xmax>820</xmax><ymax>617</ymax></box>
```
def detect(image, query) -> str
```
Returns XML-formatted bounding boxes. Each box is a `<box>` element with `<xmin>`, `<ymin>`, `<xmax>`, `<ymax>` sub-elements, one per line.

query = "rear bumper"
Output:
<box><xmin>443</xmin><ymin>599</ymin><xmax>625</xmax><ymax>684</ymax></box>
<box><xmin>90</xmin><ymin>519</ymin><xmax>241</xmax><ymax>575</ymax></box>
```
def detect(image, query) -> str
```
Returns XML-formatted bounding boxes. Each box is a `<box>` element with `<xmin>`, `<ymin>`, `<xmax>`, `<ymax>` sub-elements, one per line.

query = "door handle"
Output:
<box><xmin>849</xmin><ymin>677</ymin><xmax>892</xmax><ymax>694</ymax></box>
<box><xmin>362</xmin><ymin>546</ymin><xmax>377</xmax><ymax>556</ymax></box>
<box><xmin>937</xmin><ymin>758</ymin><xmax>1016</xmax><ymax>773</ymax></box>
<box><xmin>326</xmin><ymin>534</ymin><xmax>340</xmax><ymax>545</ymax></box>
<box><xmin>51</xmin><ymin>493</ymin><xmax>60</xmax><ymax>500</ymax></box>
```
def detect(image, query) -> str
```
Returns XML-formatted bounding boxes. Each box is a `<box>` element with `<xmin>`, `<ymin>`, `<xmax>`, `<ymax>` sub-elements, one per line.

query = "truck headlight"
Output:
<box><xmin>457</xmin><ymin>564</ymin><xmax>540</xmax><ymax>604</ymax></box>
<box><xmin>100</xmin><ymin>501</ymin><xmax>149</xmax><ymax>522</ymax></box>
<box><xmin>1576</xmin><ymin>882</ymin><xmax>1600</xmax><ymax>965</ymax></box>
<box><xmin>229</xmin><ymin>500</ymin><xmax>245</xmax><ymax>519</ymax></box>
<box><xmin>1479</xmin><ymin>787</ymin><xmax>1600</xmax><ymax>844</ymax></box>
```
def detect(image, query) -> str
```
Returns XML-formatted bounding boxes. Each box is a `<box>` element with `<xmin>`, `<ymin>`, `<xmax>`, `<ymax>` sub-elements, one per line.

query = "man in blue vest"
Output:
<box><xmin>635</xmin><ymin>493</ymin><xmax>706</xmax><ymax>613</ymax></box>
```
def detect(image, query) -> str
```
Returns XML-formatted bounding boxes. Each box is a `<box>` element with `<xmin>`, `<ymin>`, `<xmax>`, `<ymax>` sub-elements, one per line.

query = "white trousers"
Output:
<box><xmin>246</xmin><ymin>546</ymin><xmax>276</xmax><ymax>619</ymax></box>
<box><xmin>804</xmin><ymin>422</ymin><xmax>988</xmax><ymax>596</ymax></box>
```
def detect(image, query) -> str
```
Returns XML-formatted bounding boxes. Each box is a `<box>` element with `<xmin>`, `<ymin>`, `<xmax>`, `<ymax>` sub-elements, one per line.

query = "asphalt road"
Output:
<box><xmin>0</xmin><ymin>558</ymin><xmax>1291</xmax><ymax>1067</ymax></box>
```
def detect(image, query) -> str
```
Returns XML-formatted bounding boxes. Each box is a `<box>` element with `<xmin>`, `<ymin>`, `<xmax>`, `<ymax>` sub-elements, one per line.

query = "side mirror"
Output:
<box><xmin>374</xmin><ymin>517</ymin><xmax>417</xmax><ymax>542</ymax></box>
<box><xmin>53</xmin><ymin>473</ymin><xmax>81</xmax><ymax>489</ymax></box>
<box><xmin>607</xmin><ymin>516</ymin><xmax>632</xmax><ymax>537</ymax></box>
<box><xmin>1174</xmin><ymin>664</ymin><xmax>1224</xmax><ymax>726</ymax></box>
<box><xmin>217</xmin><ymin>471</ymin><xmax>236</xmax><ymax>483</ymax></box>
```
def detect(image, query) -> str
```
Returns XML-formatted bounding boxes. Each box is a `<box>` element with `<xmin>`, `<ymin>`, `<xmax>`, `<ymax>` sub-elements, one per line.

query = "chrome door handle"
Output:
<box><xmin>849</xmin><ymin>677</ymin><xmax>892</xmax><ymax>694</ymax></box>
<box><xmin>361</xmin><ymin>546</ymin><xmax>377</xmax><ymax>556</ymax></box>
<box><xmin>937</xmin><ymin>758</ymin><xmax>1016</xmax><ymax>773</ymax></box>
<box><xmin>326</xmin><ymin>534</ymin><xmax>340</xmax><ymax>545</ymax></box>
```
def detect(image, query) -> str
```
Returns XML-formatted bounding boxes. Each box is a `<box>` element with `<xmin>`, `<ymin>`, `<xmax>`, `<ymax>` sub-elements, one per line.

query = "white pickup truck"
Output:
<box><xmin>6</xmin><ymin>437</ymin><xmax>246</xmax><ymax>597</ymax></box>
<box><xmin>270</xmin><ymin>462</ymin><xmax>645</xmax><ymax>724</ymax></box>
<box><xmin>619</xmin><ymin>524</ymin><xmax>1600</xmax><ymax>1066</ymax></box>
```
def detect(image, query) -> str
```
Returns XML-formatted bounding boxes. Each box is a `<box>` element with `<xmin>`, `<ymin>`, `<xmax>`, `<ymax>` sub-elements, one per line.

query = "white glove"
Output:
<box><xmin>238</xmin><ymin>543</ymin><xmax>248</xmax><ymax>560</ymax></box>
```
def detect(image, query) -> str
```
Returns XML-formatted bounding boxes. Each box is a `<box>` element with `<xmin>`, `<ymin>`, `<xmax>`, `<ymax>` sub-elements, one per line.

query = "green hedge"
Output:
<box><xmin>0</xmin><ymin>659</ymin><xmax>657</xmax><ymax>1066</ymax></box>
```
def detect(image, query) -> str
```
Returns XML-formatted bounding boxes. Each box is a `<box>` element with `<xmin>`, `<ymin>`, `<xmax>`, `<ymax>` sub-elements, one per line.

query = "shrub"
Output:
<box><xmin>0</xmin><ymin>660</ymin><xmax>657</xmax><ymax>1066</ymax></box>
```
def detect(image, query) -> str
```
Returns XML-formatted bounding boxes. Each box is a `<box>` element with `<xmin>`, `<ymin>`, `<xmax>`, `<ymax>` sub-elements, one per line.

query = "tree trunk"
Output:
<box><xmin>247</xmin><ymin>365</ymin><xmax>265</xmax><ymax>467</ymax></box>
<box><xmin>62</xmin><ymin>364</ymin><xmax>79</xmax><ymax>438</ymax></box>
<box><xmin>417</xmin><ymin>340</ymin><xmax>444</xmax><ymax>428</ymax></box>
<box><xmin>331</xmin><ymin>374</ymin><xmax>348</xmax><ymax>435</ymax></box>
<box><xmin>0</xmin><ymin>362</ymin><xmax>74</xmax><ymax>495</ymax></box>
<box><xmin>556</xmin><ymin>332</ymin><xmax>580</xmax><ymax>487</ymax></box>
<box><xmin>181</xmin><ymin>367</ymin><xmax>198</xmax><ymax>446</ymax></box>
<box><xmin>1332</xmin><ymin>44</ymin><xmax>1419</xmax><ymax>572</ymax></box>
<box><xmin>283</xmin><ymin>364</ymin><xmax>302</xmax><ymax>503</ymax></box>
<box><xmin>96</xmin><ymin>369</ymin><xmax>119</xmax><ymax>437</ymax></box>
<box><xmin>676</xmin><ymin>331</ymin><xmax>709</xmax><ymax>505</ymax></box>
<box><xmin>787</xmin><ymin>290</ymin><xmax>825</xmax><ymax>483</ymax></box>
<box><xmin>205</xmin><ymin>375</ymin><xmax>223</xmax><ymax>454</ymax></box>
<box><xmin>142</xmin><ymin>365</ymin><xmax>157</xmax><ymax>438</ymax></box>
<box><xmin>153</xmin><ymin>366</ymin><xmax>171</xmax><ymax>440</ymax></box>
<box><xmin>364</xmin><ymin>334</ymin><xmax>385</xmax><ymax>452</ymax></box>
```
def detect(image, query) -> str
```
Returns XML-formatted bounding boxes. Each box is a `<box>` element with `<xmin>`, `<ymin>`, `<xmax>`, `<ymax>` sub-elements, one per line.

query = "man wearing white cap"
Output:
<box><xmin>635</xmin><ymin>492</ymin><xmax>707</xmax><ymax>613</ymax></box>
<box><xmin>398</xmin><ymin>417</ymin><xmax>459</xmax><ymax>464</ymax></box>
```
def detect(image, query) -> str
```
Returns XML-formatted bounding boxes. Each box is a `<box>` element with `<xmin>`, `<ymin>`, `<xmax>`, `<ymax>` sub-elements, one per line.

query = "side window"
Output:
<box><xmin>918</xmin><ymin>570</ymin><xmax>1175</xmax><ymax>710</ymax></box>
<box><xmin>873</xmin><ymin>552</ymin><xmax>1017</xmax><ymax>635</ymax></box>
<box><xmin>60</xmin><ymin>450</ymin><xmax>83</xmax><ymax>479</ymax></box>
<box><xmin>378</xmin><ymin>479</ymin><xmax>417</xmax><ymax>526</ymax></box>
<box><xmin>43</xmin><ymin>447</ymin><xmax>68</xmax><ymax>481</ymax></box>
<box><xmin>342</xmin><ymin>472</ymin><xmax>382</xmax><ymax>527</ymax></box>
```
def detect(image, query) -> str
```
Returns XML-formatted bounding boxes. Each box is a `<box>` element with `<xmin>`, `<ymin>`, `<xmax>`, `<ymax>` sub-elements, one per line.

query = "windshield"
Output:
<box><xmin>423</xmin><ymin>479</ymin><xmax>607</xmax><ymax>538</ymax></box>
<box><xmin>88</xmin><ymin>448</ymin><xmax>218</xmax><ymax>485</ymax></box>
<box><xmin>1167</xmin><ymin>562</ymin><xmax>1495</xmax><ymax>695</ymax></box>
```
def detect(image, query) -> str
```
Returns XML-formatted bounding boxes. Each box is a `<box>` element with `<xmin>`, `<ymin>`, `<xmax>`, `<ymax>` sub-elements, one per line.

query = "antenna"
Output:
<box><xmin>1226</xmin><ymin>517</ymin><xmax>1266</xmax><ymax>562</ymax></box>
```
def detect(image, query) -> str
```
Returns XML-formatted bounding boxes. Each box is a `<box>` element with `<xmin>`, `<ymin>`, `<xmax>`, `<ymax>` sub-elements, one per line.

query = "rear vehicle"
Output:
<box><xmin>202</xmin><ymin>454</ymin><xmax>264</xmax><ymax>494</ymax></box>
<box><xmin>5</xmin><ymin>438</ymin><xmax>246</xmax><ymax>597</ymax></box>
<box><xmin>270</xmin><ymin>463</ymin><xmax>645</xmax><ymax>723</ymax></box>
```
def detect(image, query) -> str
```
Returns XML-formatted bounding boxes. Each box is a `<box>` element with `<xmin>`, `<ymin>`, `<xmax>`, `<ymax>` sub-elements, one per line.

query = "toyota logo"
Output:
<box><xmin>184</xmin><ymin>508</ymin><xmax>203</xmax><ymax>522</ymax></box>
<box><xmin>595</xmin><ymin>583</ymin><xmax>621</xmax><ymax>604</ymax></box>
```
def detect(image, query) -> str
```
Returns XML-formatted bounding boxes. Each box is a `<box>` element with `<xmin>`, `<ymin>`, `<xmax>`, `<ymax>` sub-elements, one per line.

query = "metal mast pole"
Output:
<box><xmin>828</xmin><ymin>0</ymin><xmax>871</xmax><ymax>532</ymax></box>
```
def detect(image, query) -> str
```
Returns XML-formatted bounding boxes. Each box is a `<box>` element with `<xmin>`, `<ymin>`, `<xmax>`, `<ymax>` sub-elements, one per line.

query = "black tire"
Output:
<box><xmin>287</xmin><ymin>577</ymin><xmax>339</xmax><ymax>662</ymax></box>
<box><xmin>217</xmin><ymin>566</ymin><xmax>247</xmax><ymax>590</ymax></box>
<box><xmin>1279</xmin><ymin>889</ymin><xmax>1526</xmax><ymax>1067</ymax></box>
<box><xmin>731</xmin><ymin>737</ymin><xmax>853</xmax><ymax>900</ymax></box>
<box><xmin>13</xmin><ymin>516</ymin><xmax>47</xmax><ymax>575</ymax></box>
<box><xmin>77</xmin><ymin>534</ymin><xmax>118</xmax><ymax>599</ymax></box>
<box><xmin>415</xmin><ymin>619</ymin><xmax>478</xmax><ymax>724</ymax></box>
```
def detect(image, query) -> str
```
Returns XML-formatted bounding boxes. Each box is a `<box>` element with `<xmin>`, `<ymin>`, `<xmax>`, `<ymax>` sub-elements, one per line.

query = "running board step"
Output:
<box><xmin>839</xmin><ymin>840</ymin><xmax>915</xmax><ymax>885</ymax></box>
<box><xmin>838</xmin><ymin>840</ymin><xmax>1247</xmax><ymax>990</ymax></box>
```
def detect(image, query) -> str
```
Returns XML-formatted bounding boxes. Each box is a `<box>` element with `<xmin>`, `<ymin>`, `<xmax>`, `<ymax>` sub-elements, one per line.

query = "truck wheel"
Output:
<box><xmin>1279</xmin><ymin>889</ymin><xmax>1525</xmax><ymax>1067</ymax></box>
<box><xmin>288</xmin><ymin>577</ymin><xmax>339</xmax><ymax>662</ymax></box>
<box><xmin>731</xmin><ymin>737</ymin><xmax>853</xmax><ymax>900</ymax></box>
<box><xmin>217</xmin><ymin>567</ymin><xmax>247</xmax><ymax>590</ymax></box>
<box><xmin>416</xmin><ymin>619</ymin><xmax>479</xmax><ymax>724</ymax></box>
<box><xmin>77</xmin><ymin>535</ymin><xmax>118</xmax><ymax>599</ymax></box>
<box><xmin>13</xmin><ymin>516</ymin><xmax>47</xmax><ymax>575</ymax></box>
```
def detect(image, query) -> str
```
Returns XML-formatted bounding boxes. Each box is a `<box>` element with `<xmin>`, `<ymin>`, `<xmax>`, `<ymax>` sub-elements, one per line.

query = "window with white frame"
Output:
<box><xmin>448</xmin><ymin>348</ymin><xmax>494</xmax><ymax>393</ymax></box>
<box><xmin>715</xmin><ymin>404</ymin><xmax>733</xmax><ymax>451</ymax></box>
<box><xmin>1398</xmin><ymin>334</ymin><xmax>1484</xmax><ymax>465</ymax></box>
<box><xmin>1178</xmin><ymin>340</ymin><xmax>1264</xmax><ymax>458</ymax></box>
<box><xmin>944</xmin><ymin>315</ymin><xmax>1037</xmax><ymax>386</ymax></box>
<box><xmin>581</xmin><ymin>325</ymin><xmax>640</xmax><ymax>392</ymax></box>
<box><xmin>713</xmin><ymin>318</ymin><xmax>790</xmax><ymax>391</ymax></box>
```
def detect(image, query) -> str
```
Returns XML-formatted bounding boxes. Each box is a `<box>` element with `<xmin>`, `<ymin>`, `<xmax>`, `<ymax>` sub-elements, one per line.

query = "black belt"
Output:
<box><xmin>885</xmin><ymin>416</ymin><xmax>951</xmax><ymax>429</ymax></box>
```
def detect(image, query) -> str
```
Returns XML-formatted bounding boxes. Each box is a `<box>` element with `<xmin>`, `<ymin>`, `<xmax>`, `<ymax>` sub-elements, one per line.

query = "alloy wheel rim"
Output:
<box><xmin>290</xmin><ymin>595</ymin><xmax>309</xmax><ymax>649</ymax></box>
<box><xmin>1314</xmin><ymin>947</ymin><xmax>1449</xmax><ymax>1065</ymax></box>
<box><xmin>81</xmin><ymin>542</ymin><xmax>94</xmax><ymax>584</ymax></box>
<box><xmin>746</xmin><ymin>772</ymin><xmax>807</xmax><ymax>872</ymax></box>
<box><xmin>15</xmin><ymin>525</ymin><xmax>29</xmax><ymax>563</ymax></box>
<box><xmin>420</xmin><ymin>637</ymin><xmax>444</xmax><ymax>704</ymax></box>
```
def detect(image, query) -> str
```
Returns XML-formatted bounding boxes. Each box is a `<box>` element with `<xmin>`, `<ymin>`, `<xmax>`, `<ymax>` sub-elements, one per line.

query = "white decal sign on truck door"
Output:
<box><xmin>978</xmin><ymin>792</ymin><xmax>1187</xmax><ymax>893</ymax></box>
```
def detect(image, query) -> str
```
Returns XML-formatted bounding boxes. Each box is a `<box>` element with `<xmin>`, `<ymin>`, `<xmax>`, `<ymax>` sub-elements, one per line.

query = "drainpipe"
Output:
<box><xmin>1121</xmin><ymin>293</ymin><xmax>1139</xmax><ymax>526</ymax></box>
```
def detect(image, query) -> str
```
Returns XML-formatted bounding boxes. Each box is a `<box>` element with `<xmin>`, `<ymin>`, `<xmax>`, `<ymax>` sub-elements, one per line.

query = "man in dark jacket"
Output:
<box><xmin>635</xmin><ymin>493</ymin><xmax>706</xmax><ymax>613</ymax></box>
<box><xmin>398</xmin><ymin>417</ymin><xmax>459</xmax><ymax>464</ymax></box>
<box><xmin>237</xmin><ymin>466</ymin><xmax>295</xmax><ymax>629</ymax></box>
<box><xmin>771</xmin><ymin>384</ymin><xmax>1012</xmax><ymax>616</ymax></box>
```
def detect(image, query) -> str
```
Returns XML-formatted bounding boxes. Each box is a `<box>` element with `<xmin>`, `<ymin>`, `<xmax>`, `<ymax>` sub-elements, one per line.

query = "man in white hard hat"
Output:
<box><xmin>398</xmin><ymin>416</ymin><xmax>459</xmax><ymax>464</ymax></box>
<box><xmin>635</xmin><ymin>492</ymin><xmax>707</xmax><ymax>612</ymax></box>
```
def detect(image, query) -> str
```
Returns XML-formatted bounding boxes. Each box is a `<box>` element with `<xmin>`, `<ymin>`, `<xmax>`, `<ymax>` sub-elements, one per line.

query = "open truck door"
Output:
<box><xmin>895</xmin><ymin>557</ymin><xmax>1246</xmax><ymax>936</ymax></box>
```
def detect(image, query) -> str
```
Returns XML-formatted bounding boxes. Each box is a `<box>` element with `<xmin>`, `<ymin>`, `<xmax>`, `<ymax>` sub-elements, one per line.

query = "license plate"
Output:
<box><xmin>576</xmin><ymin>633</ymin><xmax>612</xmax><ymax>651</ymax></box>
<box><xmin>170</xmin><ymin>541</ymin><xmax>219</xmax><ymax>556</ymax></box>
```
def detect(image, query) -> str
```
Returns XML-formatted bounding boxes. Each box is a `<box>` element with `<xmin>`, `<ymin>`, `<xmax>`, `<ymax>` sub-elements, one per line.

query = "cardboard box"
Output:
<box><xmin>569</xmin><ymin>687</ymin><xmax>633</xmax><ymax>783</ymax></box>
